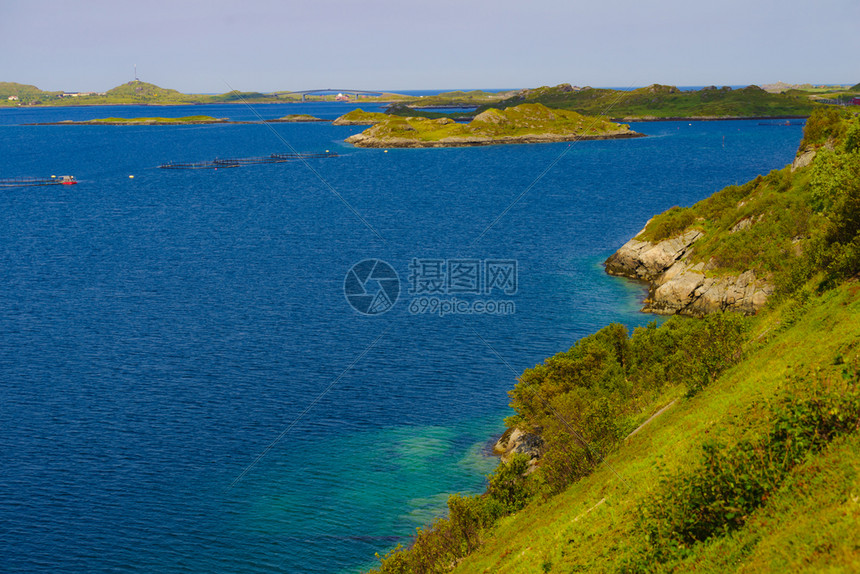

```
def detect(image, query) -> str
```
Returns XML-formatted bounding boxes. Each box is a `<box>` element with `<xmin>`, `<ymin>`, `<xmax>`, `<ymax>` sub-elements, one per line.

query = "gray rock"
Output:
<box><xmin>607</xmin><ymin>225</ymin><xmax>774</xmax><ymax>316</ymax></box>
<box><xmin>493</xmin><ymin>427</ymin><xmax>543</xmax><ymax>464</ymax></box>
<box><xmin>605</xmin><ymin>227</ymin><xmax>703</xmax><ymax>280</ymax></box>
<box><xmin>792</xmin><ymin>147</ymin><xmax>816</xmax><ymax>171</ymax></box>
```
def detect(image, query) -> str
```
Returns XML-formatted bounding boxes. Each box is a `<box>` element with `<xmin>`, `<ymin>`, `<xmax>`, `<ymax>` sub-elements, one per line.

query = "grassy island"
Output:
<box><xmin>487</xmin><ymin>83</ymin><xmax>823</xmax><ymax>120</ymax></box>
<box><xmin>270</xmin><ymin>114</ymin><xmax>326</xmax><ymax>122</ymax></box>
<box><xmin>366</xmin><ymin>108</ymin><xmax>860</xmax><ymax>573</ymax></box>
<box><xmin>34</xmin><ymin>115</ymin><xmax>229</xmax><ymax>125</ymax></box>
<box><xmin>344</xmin><ymin>103</ymin><xmax>643</xmax><ymax>148</ymax></box>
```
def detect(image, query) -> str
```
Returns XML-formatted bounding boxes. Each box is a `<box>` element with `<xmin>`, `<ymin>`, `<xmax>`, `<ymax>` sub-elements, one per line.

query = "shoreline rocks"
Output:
<box><xmin>605</xmin><ymin>226</ymin><xmax>773</xmax><ymax>316</ymax></box>
<box><xmin>345</xmin><ymin>129</ymin><xmax>644</xmax><ymax>148</ymax></box>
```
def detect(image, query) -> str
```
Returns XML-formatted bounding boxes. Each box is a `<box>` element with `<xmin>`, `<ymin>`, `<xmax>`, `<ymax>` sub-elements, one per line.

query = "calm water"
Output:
<box><xmin>0</xmin><ymin>103</ymin><xmax>803</xmax><ymax>573</ymax></box>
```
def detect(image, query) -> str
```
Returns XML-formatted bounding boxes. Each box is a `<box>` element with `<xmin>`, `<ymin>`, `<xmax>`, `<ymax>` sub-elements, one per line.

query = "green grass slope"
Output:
<box><xmin>0</xmin><ymin>81</ymin><xmax>56</xmax><ymax>98</ymax></box>
<box><xmin>332</xmin><ymin>108</ymin><xmax>390</xmax><ymax>125</ymax></box>
<box><xmin>364</xmin><ymin>107</ymin><xmax>860</xmax><ymax>573</ymax></box>
<box><xmin>452</xmin><ymin>283</ymin><xmax>860</xmax><ymax>573</ymax></box>
<box><xmin>487</xmin><ymin>84</ymin><xmax>820</xmax><ymax>119</ymax></box>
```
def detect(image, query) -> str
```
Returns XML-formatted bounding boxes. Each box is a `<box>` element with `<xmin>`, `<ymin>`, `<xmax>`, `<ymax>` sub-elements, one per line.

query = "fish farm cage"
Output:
<box><xmin>159</xmin><ymin>152</ymin><xmax>338</xmax><ymax>169</ymax></box>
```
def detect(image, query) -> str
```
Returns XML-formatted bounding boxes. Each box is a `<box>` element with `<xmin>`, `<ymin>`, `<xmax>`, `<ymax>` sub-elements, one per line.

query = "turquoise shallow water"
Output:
<box><xmin>0</xmin><ymin>105</ymin><xmax>804</xmax><ymax>573</ymax></box>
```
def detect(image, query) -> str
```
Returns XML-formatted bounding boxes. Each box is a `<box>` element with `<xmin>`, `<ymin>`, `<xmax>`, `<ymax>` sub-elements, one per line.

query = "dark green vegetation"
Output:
<box><xmin>484</xmin><ymin>84</ymin><xmax>821</xmax><ymax>119</ymax></box>
<box><xmin>366</xmin><ymin>108</ymin><xmax>860</xmax><ymax>573</ymax></box>
<box><xmin>636</xmin><ymin>107</ymin><xmax>860</xmax><ymax>290</ymax></box>
<box><xmin>345</xmin><ymin>103</ymin><xmax>638</xmax><ymax>148</ymax></box>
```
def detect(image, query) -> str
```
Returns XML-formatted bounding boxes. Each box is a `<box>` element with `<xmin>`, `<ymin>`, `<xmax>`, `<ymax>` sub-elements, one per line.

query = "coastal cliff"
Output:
<box><xmin>605</xmin><ymin>225</ymin><xmax>773</xmax><ymax>316</ymax></box>
<box><xmin>366</xmin><ymin>106</ymin><xmax>860</xmax><ymax>574</ymax></box>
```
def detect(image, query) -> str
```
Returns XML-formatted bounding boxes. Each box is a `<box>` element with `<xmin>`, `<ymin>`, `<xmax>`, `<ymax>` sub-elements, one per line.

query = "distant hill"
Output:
<box><xmin>0</xmin><ymin>82</ymin><xmax>59</xmax><ymax>102</ymax></box>
<box><xmin>484</xmin><ymin>83</ymin><xmax>820</xmax><ymax>119</ymax></box>
<box><xmin>105</xmin><ymin>81</ymin><xmax>183</xmax><ymax>99</ymax></box>
<box><xmin>851</xmin><ymin>81</ymin><xmax>860</xmax><ymax>92</ymax></box>
<box><xmin>0</xmin><ymin>80</ymin><xmax>197</xmax><ymax>105</ymax></box>
<box><xmin>0</xmin><ymin>81</ymin><xmax>47</xmax><ymax>96</ymax></box>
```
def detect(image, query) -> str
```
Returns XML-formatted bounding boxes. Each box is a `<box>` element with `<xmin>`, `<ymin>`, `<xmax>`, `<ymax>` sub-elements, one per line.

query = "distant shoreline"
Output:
<box><xmin>616</xmin><ymin>115</ymin><xmax>809</xmax><ymax>122</ymax></box>
<box><xmin>25</xmin><ymin>117</ymin><xmax>329</xmax><ymax>126</ymax></box>
<box><xmin>22</xmin><ymin>115</ymin><xmax>812</xmax><ymax>127</ymax></box>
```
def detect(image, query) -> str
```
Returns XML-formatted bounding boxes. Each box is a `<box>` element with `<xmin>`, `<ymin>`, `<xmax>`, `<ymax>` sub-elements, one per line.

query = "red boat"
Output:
<box><xmin>0</xmin><ymin>175</ymin><xmax>77</xmax><ymax>188</ymax></box>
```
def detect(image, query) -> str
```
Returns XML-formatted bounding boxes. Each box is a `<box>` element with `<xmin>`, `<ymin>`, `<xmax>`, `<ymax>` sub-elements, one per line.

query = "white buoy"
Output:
<box><xmin>51</xmin><ymin>175</ymin><xmax>56</xmax><ymax>178</ymax></box>
<box><xmin>129</xmin><ymin>175</ymin><xmax>134</xmax><ymax>179</ymax></box>
<box><xmin>384</xmin><ymin>150</ymin><xmax>388</xmax><ymax>153</ymax></box>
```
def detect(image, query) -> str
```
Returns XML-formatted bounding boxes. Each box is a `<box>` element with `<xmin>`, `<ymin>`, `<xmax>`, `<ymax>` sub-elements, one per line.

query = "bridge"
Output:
<box><xmin>271</xmin><ymin>89</ymin><xmax>386</xmax><ymax>102</ymax></box>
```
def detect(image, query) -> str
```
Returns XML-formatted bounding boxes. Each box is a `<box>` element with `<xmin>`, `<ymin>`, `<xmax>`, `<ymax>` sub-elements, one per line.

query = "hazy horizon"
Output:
<box><xmin>2</xmin><ymin>0</ymin><xmax>856</xmax><ymax>93</ymax></box>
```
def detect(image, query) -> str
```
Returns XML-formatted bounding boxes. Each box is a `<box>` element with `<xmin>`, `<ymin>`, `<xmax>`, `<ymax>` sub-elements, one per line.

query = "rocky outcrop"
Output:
<box><xmin>604</xmin><ymin>225</ymin><xmax>702</xmax><ymax>281</ymax></box>
<box><xmin>644</xmin><ymin>263</ymin><xmax>773</xmax><ymax>315</ymax></box>
<box><xmin>493</xmin><ymin>427</ymin><xmax>542</xmax><ymax>472</ymax></box>
<box><xmin>792</xmin><ymin>146</ymin><xmax>817</xmax><ymax>171</ymax></box>
<box><xmin>605</xmin><ymin>226</ymin><xmax>773</xmax><ymax>316</ymax></box>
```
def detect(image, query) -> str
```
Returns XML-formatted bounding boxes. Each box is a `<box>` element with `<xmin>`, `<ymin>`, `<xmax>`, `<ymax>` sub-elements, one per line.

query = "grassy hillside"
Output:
<box><xmin>345</xmin><ymin>103</ymin><xmax>638</xmax><ymax>147</ymax></box>
<box><xmin>365</xmin><ymin>107</ymin><xmax>860</xmax><ymax>573</ymax></box>
<box><xmin>0</xmin><ymin>80</ymin><xmax>200</xmax><ymax>106</ymax></box>
<box><xmin>0</xmin><ymin>81</ymin><xmax>61</xmax><ymax>103</ymax></box>
<box><xmin>332</xmin><ymin>108</ymin><xmax>391</xmax><ymax>125</ymax></box>
<box><xmin>451</xmin><ymin>283</ymin><xmax>860</xmax><ymax>573</ymax></box>
<box><xmin>486</xmin><ymin>84</ymin><xmax>821</xmax><ymax>119</ymax></box>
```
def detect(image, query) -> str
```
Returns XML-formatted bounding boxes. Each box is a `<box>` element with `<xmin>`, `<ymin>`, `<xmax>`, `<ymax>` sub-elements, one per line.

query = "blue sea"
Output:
<box><xmin>0</xmin><ymin>100</ymin><xmax>804</xmax><ymax>573</ymax></box>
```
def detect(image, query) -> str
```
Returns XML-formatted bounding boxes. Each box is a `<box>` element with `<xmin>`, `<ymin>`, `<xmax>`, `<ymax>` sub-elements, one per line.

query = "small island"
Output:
<box><xmin>30</xmin><ymin>115</ymin><xmax>231</xmax><ymax>126</ymax></box>
<box><xmin>341</xmin><ymin>103</ymin><xmax>644</xmax><ymax>148</ymax></box>
<box><xmin>267</xmin><ymin>114</ymin><xmax>327</xmax><ymax>122</ymax></box>
<box><xmin>28</xmin><ymin>114</ymin><xmax>330</xmax><ymax>126</ymax></box>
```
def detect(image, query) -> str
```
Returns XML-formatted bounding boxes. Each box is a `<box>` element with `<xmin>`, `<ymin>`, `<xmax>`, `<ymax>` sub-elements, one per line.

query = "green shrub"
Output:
<box><xmin>668</xmin><ymin>312</ymin><xmax>749</xmax><ymax>396</ymax></box>
<box><xmin>486</xmin><ymin>453</ymin><xmax>533</xmax><ymax>513</ymax></box>
<box><xmin>801</xmin><ymin>107</ymin><xmax>849</xmax><ymax>147</ymax></box>
<box><xmin>641</xmin><ymin>207</ymin><xmax>697</xmax><ymax>241</ymax></box>
<box><xmin>506</xmin><ymin>315</ymin><xmax>749</xmax><ymax>493</ymax></box>
<box><xmin>626</xmin><ymin>360</ymin><xmax>860</xmax><ymax>569</ymax></box>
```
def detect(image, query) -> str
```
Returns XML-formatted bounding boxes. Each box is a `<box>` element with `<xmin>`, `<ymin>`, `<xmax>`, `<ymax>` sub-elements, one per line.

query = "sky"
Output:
<box><xmin>1</xmin><ymin>0</ymin><xmax>857</xmax><ymax>93</ymax></box>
